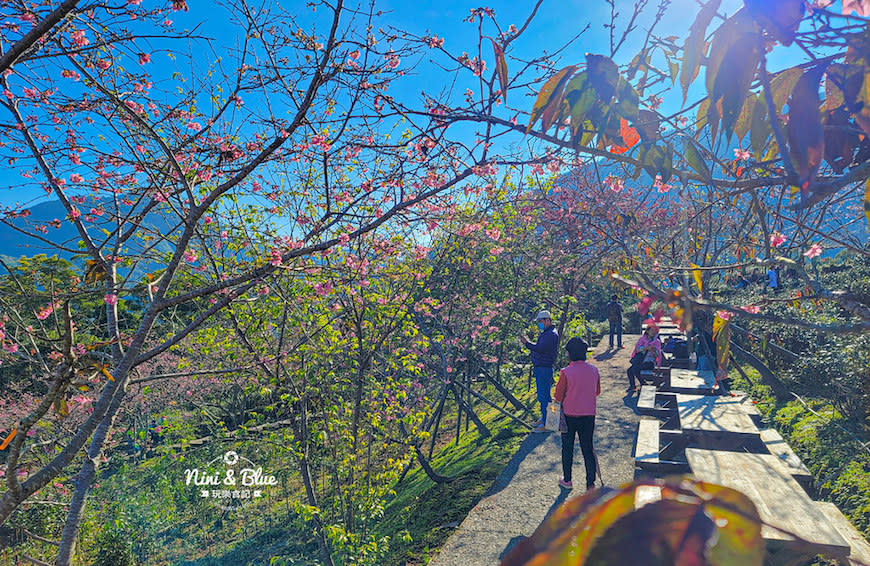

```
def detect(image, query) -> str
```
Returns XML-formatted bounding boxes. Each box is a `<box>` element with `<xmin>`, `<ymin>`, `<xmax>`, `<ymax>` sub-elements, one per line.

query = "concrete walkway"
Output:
<box><xmin>429</xmin><ymin>335</ymin><xmax>645</xmax><ymax>565</ymax></box>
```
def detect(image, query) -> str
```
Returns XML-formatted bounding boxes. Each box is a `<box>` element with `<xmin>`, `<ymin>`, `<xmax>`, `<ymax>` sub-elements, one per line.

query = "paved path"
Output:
<box><xmin>429</xmin><ymin>335</ymin><xmax>644</xmax><ymax>565</ymax></box>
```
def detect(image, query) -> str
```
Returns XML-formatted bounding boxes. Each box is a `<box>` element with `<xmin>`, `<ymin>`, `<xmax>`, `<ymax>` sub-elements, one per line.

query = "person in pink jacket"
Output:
<box><xmin>626</xmin><ymin>324</ymin><xmax>662</xmax><ymax>392</ymax></box>
<box><xmin>554</xmin><ymin>337</ymin><xmax>600</xmax><ymax>490</ymax></box>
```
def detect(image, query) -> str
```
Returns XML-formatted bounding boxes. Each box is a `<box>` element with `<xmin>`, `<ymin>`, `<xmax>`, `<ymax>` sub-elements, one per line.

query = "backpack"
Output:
<box><xmin>606</xmin><ymin>302</ymin><xmax>621</xmax><ymax>322</ymax></box>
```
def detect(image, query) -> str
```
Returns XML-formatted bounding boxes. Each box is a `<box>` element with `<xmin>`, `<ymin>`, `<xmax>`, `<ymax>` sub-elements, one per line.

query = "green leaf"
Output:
<box><xmin>696</xmin><ymin>98</ymin><xmax>711</xmax><ymax>135</ymax></box>
<box><xmin>639</xmin><ymin>144</ymin><xmax>672</xmax><ymax>181</ymax></box>
<box><xmin>734</xmin><ymin>94</ymin><xmax>757</xmax><ymax>142</ymax></box>
<box><xmin>705</xmin><ymin>9</ymin><xmax>757</xmax><ymax>97</ymax></box>
<box><xmin>683</xmin><ymin>137</ymin><xmax>714</xmax><ymax>184</ymax></box>
<box><xmin>668</xmin><ymin>60</ymin><xmax>679</xmax><ymax>86</ymax></box>
<box><xmin>527</xmin><ymin>66</ymin><xmax>578</xmax><ymax>133</ymax></box>
<box><xmin>615</xmin><ymin>77</ymin><xmax>640</xmax><ymax>120</ymax></box>
<box><xmin>711</xmin><ymin>36</ymin><xmax>760</xmax><ymax>141</ymax></box>
<box><xmin>681</xmin><ymin>0</ymin><xmax>721</xmax><ymax>103</ymax></box>
<box><xmin>750</xmin><ymin>97</ymin><xmax>771</xmax><ymax>159</ymax></box>
<box><xmin>770</xmin><ymin>67</ymin><xmax>803</xmax><ymax>114</ymax></box>
<box><xmin>565</xmin><ymin>72</ymin><xmax>597</xmax><ymax>136</ymax></box>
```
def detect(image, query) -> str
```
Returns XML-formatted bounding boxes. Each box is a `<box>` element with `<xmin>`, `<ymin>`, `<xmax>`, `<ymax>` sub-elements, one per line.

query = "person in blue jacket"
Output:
<box><xmin>520</xmin><ymin>310</ymin><xmax>559</xmax><ymax>433</ymax></box>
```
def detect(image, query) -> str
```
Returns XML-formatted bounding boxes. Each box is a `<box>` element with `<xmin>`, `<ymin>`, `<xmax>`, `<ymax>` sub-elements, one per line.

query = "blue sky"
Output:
<box><xmin>0</xmin><ymin>0</ymin><xmax>805</xmax><ymax>210</ymax></box>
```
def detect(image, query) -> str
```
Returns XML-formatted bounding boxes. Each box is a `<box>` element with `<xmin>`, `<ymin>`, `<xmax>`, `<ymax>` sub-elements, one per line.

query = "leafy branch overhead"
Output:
<box><xmin>526</xmin><ymin>0</ymin><xmax>870</xmax><ymax>216</ymax></box>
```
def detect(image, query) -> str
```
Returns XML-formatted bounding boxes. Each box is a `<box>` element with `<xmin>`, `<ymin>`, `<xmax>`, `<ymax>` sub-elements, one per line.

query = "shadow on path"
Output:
<box><xmin>484</xmin><ymin>432</ymin><xmax>551</xmax><ymax>498</ymax></box>
<box><xmin>497</xmin><ymin>489</ymin><xmax>571</xmax><ymax>560</ymax></box>
<box><xmin>429</xmin><ymin>335</ymin><xmax>644</xmax><ymax>566</ymax></box>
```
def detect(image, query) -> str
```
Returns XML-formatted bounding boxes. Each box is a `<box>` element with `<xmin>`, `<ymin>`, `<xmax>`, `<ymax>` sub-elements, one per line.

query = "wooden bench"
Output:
<box><xmin>815</xmin><ymin>501</ymin><xmax>870</xmax><ymax>565</ymax></box>
<box><xmin>676</xmin><ymin>393</ymin><xmax>765</xmax><ymax>451</ymax></box>
<box><xmin>686</xmin><ymin>449</ymin><xmax>850</xmax><ymax>557</ymax></box>
<box><xmin>666</xmin><ymin>368</ymin><xmax>716</xmax><ymax>394</ymax></box>
<box><xmin>634</xmin><ymin>418</ymin><xmax>689</xmax><ymax>475</ymax></box>
<box><xmin>639</xmin><ymin>366</ymin><xmax>671</xmax><ymax>388</ymax></box>
<box><xmin>636</xmin><ymin>386</ymin><xmax>677</xmax><ymax>421</ymax></box>
<box><xmin>760</xmin><ymin>428</ymin><xmax>812</xmax><ymax>488</ymax></box>
<box><xmin>734</xmin><ymin>391</ymin><xmax>764</xmax><ymax>427</ymax></box>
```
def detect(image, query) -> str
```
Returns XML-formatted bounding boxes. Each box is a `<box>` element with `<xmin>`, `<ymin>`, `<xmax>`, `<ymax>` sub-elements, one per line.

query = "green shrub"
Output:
<box><xmin>91</xmin><ymin>518</ymin><xmax>136</xmax><ymax>566</ymax></box>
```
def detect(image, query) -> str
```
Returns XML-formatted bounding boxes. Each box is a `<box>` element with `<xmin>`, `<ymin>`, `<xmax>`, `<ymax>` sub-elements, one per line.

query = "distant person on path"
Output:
<box><xmin>605</xmin><ymin>295</ymin><xmax>623</xmax><ymax>349</ymax></box>
<box><xmin>626</xmin><ymin>323</ymin><xmax>662</xmax><ymax>392</ymax></box>
<box><xmin>554</xmin><ymin>337</ymin><xmax>600</xmax><ymax>491</ymax></box>
<box><xmin>767</xmin><ymin>266</ymin><xmax>779</xmax><ymax>293</ymax></box>
<box><xmin>520</xmin><ymin>310</ymin><xmax>559</xmax><ymax>433</ymax></box>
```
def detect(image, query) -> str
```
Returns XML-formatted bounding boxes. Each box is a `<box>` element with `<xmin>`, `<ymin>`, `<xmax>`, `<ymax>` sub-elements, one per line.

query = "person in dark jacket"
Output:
<box><xmin>520</xmin><ymin>310</ymin><xmax>559</xmax><ymax>432</ymax></box>
<box><xmin>604</xmin><ymin>295</ymin><xmax>623</xmax><ymax>349</ymax></box>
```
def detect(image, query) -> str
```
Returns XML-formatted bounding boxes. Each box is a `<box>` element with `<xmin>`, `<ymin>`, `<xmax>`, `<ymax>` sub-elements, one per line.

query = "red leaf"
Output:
<box><xmin>610</xmin><ymin>118</ymin><xmax>640</xmax><ymax>154</ymax></box>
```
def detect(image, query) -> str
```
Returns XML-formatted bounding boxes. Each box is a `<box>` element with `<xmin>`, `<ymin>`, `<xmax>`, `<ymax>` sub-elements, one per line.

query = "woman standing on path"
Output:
<box><xmin>554</xmin><ymin>337</ymin><xmax>600</xmax><ymax>491</ymax></box>
<box><xmin>626</xmin><ymin>324</ymin><xmax>662</xmax><ymax>392</ymax></box>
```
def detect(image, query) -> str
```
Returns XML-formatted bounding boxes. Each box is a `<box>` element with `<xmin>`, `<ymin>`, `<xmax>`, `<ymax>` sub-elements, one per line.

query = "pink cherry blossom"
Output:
<box><xmin>741</xmin><ymin>305</ymin><xmax>761</xmax><ymax>314</ymax></box>
<box><xmin>314</xmin><ymin>281</ymin><xmax>332</xmax><ymax>296</ymax></box>
<box><xmin>70</xmin><ymin>30</ymin><xmax>89</xmax><ymax>47</ymax></box>
<box><xmin>803</xmin><ymin>243</ymin><xmax>823</xmax><ymax>258</ymax></box>
<box><xmin>733</xmin><ymin>147</ymin><xmax>751</xmax><ymax>160</ymax></box>
<box><xmin>842</xmin><ymin>0</ymin><xmax>870</xmax><ymax>16</ymax></box>
<box><xmin>769</xmin><ymin>232</ymin><xmax>786</xmax><ymax>248</ymax></box>
<box><xmin>104</xmin><ymin>293</ymin><xmax>118</xmax><ymax>306</ymax></box>
<box><xmin>139</xmin><ymin>53</ymin><xmax>151</xmax><ymax>65</ymax></box>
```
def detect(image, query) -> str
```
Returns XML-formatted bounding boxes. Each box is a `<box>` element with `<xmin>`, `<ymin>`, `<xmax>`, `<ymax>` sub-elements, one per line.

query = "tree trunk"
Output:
<box><xmin>55</xmin><ymin>383</ymin><xmax>126</xmax><ymax>565</ymax></box>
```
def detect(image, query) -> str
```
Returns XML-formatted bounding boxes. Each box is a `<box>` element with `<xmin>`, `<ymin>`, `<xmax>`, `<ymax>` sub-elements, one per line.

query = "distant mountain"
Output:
<box><xmin>0</xmin><ymin>199</ymin><xmax>176</xmax><ymax>276</ymax></box>
<box><xmin>0</xmin><ymin>200</ymin><xmax>85</xmax><ymax>262</ymax></box>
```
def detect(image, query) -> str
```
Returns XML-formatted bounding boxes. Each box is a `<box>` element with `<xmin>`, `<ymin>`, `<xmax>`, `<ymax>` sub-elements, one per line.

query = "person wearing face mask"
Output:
<box><xmin>520</xmin><ymin>310</ymin><xmax>560</xmax><ymax>433</ymax></box>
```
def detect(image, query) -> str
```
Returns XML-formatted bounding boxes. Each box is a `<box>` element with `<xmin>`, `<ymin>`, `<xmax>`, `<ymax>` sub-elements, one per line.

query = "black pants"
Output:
<box><xmin>561</xmin><ymin>415</ymin><xmax>596</xmax><ymax>487</ymax></box>
<box><xmin>627</xmin><ymin>361</ymin><xmax>654</xmax><ymax>389</ymax></box>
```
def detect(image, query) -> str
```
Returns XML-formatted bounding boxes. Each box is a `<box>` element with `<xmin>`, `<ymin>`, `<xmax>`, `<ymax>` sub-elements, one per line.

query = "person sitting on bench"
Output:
<box><xmin>627</xmin><ymin>323</ymin><xmax>662</xmax><ymax>392</ymax></box>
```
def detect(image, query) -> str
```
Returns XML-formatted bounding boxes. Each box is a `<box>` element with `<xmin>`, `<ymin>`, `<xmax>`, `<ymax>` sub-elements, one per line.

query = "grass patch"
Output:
<box><xmin>70</xmin><ymin>377</ymin><xmax>537</xmax><ymax>566</ymax></box>
<box><xmin>375</xmin><ymin>382</ymin><xmax>537</xmax><ymax>565</ymax></box>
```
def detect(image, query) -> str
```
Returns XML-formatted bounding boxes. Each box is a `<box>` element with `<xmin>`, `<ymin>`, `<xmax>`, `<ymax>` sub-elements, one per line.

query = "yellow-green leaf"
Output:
<box><xmin>683</xmin><ymin>137</ymin><xmax>713</xmax><ymax>184</ymax></box>
<box><xmin>490</xmin><ymin>39</ymin><xmax>509</xmax><ymax>103</ymax></box>
<box><xmin>527</xmin><ymin>65</ymin><xmax>578</xmax><ymax>134</ymax></box>
<box><xmin>690</xmin><ymin>262</ymin><xmax>703</xmax><ymax>294</ymax></box>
